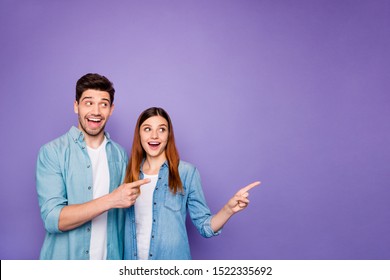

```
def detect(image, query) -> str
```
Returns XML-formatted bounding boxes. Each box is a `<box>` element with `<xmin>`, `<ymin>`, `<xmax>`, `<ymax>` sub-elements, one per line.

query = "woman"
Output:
<box><xmin>123</xmin><ymin>107</ymin><xmax>260</xmax><ymax>260</ymax></box>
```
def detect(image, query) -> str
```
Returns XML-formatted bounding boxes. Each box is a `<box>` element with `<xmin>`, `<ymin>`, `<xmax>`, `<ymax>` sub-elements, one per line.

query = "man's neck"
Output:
<box><xmin>84</xmin><ymin>132</ymin><xmax>105</xmax><ymax>149</ymax></box>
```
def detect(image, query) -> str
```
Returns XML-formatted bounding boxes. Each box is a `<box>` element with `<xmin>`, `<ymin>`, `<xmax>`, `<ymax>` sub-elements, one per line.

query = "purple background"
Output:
<box><xmin>0</xmin><ymin>0</ymin><xmax>389</xmax><ymax>260</ymax></box>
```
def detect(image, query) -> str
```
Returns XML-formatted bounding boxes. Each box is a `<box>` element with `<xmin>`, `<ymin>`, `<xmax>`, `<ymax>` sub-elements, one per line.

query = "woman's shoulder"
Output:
<box><xmin>178</xmin><ymin>160</ymin><xmax>202</xmax><ymax>187</ymax></box>
<box><xmin>178</xmin><ymin>160</ymin><xmax>197</xmax><ymax>173</ymax></box>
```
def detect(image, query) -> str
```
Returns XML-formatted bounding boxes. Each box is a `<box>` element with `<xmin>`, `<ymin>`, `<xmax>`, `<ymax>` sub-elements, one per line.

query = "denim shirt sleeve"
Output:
<box><xmin>36</xmin><ymin>144</ymin><xmax>67</xmax><ymax>234</ymax></box>
<box><xmin>185</xmin><ymin>165</ymin><xmax>221</xmax><ymax>238</ymax></box>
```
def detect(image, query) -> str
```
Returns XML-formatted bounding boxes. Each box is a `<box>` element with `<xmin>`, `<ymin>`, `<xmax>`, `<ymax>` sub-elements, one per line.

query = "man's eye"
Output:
<box><xmin>86</xmin><ymin>102</ymin><xmax>92</xmax><ymax>106</ymax></box>
<box><xmin>101</xmin><ymin>103</ymin><xmax>108</xmax><ymax>107</ymax></box>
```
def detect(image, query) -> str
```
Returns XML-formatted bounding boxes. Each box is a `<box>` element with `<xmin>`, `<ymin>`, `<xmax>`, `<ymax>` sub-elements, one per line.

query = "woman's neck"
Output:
<box><xmin>142</xmin><ymin>155</ymin><xmax>166</xmax><ymax>175</ymax></box>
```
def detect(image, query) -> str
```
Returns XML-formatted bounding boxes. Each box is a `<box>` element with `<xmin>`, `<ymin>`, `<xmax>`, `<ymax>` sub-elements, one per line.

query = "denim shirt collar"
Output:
<box><xmin>69</xmin><ymin>126</ymin><xmax>112</xmax><ymax>147</ymax></box>
<box><xmin>139</xmin><ymin>158</ymin><xmax>168</xmax><ymax>174</ymax></box>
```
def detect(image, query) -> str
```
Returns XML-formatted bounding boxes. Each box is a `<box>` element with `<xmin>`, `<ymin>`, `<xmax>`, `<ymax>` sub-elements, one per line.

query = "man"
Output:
<box><xmin>36</xmin><ymin>73</ymin><xmax>148</xmax><ymax>259</ymax></box>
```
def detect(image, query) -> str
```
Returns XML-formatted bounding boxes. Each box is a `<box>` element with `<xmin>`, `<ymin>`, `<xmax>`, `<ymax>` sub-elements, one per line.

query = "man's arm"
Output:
<box><xmin>58</xmin><ymin>179</ymin><xmax>149</xmax><ymax>231</ymax></box>
<box><xmin>37</xmin><ymin>143</ymin><xmax>149</xmax><ymax>233</ymax></box>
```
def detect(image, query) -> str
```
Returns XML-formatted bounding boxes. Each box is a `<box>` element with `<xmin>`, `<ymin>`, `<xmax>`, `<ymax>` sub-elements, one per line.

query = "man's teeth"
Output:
<box><xmin>88</xmin><ymin>118</ymin><xmax>101</xmax><ymax>122</ymax></box>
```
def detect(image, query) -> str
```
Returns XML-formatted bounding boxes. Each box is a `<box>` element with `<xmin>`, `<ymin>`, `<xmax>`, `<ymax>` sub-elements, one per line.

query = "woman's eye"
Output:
<box><xmin>159</xmin><ymin>128</ymin><xmax>166</xmax><ymax>132</ymax></box>
<box><xmin>144</xmin><ymin>127</ymin><xmax>151</xmax><ymax>132</ymax></box>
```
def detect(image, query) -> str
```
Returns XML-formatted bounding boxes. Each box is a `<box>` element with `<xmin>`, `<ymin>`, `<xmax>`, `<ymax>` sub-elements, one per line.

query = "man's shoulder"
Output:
<box><xmin>37</xmin><ymin>129</ymin><xmax>77</xmax><ymax>164</ymax></box>
<box><xmin>106</xmin><ymin>137</ymin><xmax>126</xmax><ymax>153</ymax></box>
<box><xmin>107</xmin><ymin>138</ymin><xmax>124</xmax><ymax>149</ymax></box>
<box><xmin>40</xmin><ymin>130</ymin><xmax>73</xmax><ymax>152</ymax></box>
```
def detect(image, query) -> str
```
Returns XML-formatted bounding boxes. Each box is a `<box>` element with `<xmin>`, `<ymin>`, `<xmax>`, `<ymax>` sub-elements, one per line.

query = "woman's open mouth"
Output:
<box><xmin>148</xmin><ymin>141</ymin><xmax>161</xmax><ymax>150</ymax></box>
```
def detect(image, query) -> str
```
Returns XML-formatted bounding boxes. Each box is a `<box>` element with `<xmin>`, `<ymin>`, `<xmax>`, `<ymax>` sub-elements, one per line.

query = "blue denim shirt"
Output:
<box><xmin>124</xmin><ymin>160</ymin><xmax>221</xmax><ymax>260</ymax></box>
<box><xmin>36</xmin><ymin>126</ymin><xmax>128</xmax><ymax>259</ymax></box>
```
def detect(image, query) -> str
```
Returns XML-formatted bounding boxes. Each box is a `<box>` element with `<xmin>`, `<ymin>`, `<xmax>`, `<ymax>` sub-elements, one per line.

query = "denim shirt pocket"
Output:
<box><xmin>164</xmin><ymin>187</ymin><xmax>184</xmax><ymax>212</ymax></box>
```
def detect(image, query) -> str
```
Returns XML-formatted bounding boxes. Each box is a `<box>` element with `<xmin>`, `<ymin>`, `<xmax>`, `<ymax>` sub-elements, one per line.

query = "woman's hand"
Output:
<box><xmin>225</xmin><ymin>181</ymin><xmax>261</xmax><ymax>214</ymax></box>
<box><xmin>211</xmin><ymin>181</ymin><xmax>261</xmax><ymax>232</ymax></box>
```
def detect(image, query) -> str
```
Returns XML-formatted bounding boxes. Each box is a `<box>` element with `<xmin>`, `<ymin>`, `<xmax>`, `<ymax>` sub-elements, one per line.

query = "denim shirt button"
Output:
<box><xmin>88</xmin><ymin>186</ymin><xmax>91</xmax><ymax>190</ymax></box>
<box><xmin>87</xmin><ymin>227</ymin><xmax>90</xmax><ymax>232</ymax></box>
<box><xmin>85</xmin><ymin>250</ymin><xmax>89</xmax><ymax>254</ymax></box>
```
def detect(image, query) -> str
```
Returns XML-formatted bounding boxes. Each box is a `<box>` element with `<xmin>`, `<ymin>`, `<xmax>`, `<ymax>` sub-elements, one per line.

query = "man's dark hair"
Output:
<box><xmin>76</xmin><ymin>73</ymin><xmax>115</xmax><ymax>104</ymax></box>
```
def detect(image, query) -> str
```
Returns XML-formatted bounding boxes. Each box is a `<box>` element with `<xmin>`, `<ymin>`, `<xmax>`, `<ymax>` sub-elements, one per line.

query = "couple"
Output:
<box><xmin>36</xmin><ymin>73</ymin><xmax>260</xmax><ymax>260</ymax></box>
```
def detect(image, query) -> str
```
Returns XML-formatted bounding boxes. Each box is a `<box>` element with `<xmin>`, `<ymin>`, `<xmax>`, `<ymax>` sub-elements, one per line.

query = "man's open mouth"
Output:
<box><xmin>87</xmin><ymin>117</ymin><xmax>102</xmax><ymax>123</ymax></box>
<box><xmin>86</xmin><ymin>116</ymin><xmax>103</xmax><ymax>128</ymax></box>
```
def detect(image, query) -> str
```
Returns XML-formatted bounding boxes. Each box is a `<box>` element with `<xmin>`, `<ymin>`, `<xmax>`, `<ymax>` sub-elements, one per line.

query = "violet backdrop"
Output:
<box><xmin>0</xmin><ymin>0</ymin><xmax>389</xmax><ymax>260</ymax></box>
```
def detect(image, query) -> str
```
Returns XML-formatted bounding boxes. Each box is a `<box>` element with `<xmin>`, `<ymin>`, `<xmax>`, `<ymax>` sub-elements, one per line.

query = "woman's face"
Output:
<box><xmin>139</xmin><ymin>115</ymin><xmax>169</xmax><ymax>160</ymax></box>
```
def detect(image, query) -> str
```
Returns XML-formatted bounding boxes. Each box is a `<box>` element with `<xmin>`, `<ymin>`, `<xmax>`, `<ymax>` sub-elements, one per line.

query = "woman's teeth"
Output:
<box><xmin>149</xmin><ymin>142</ymin><xmax>160</xmax><ymax>146</ymax></box>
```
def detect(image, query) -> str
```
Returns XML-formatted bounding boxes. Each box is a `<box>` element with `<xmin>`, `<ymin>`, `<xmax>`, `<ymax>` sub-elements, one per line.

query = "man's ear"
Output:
<box><xmin>74</xmin><ymin>100</ymin><xmax>79</xmax><ymax>114</ymax></box>
<box><xmin>109</xmin><ymin>103</ymin><xmax>115</xmax><ymax>116</ymax></box>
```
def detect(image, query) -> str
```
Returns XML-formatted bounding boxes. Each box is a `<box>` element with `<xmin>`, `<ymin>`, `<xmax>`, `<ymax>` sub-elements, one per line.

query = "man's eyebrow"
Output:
<box><xmin>81</xmin><ymin>96</ymin><xmax>92</xmax><ymax>101</ymax></box>
<box><xmin>80</xmin><ymin>96</ymin><xmax>111</xmax><ymax>103</ymax></box>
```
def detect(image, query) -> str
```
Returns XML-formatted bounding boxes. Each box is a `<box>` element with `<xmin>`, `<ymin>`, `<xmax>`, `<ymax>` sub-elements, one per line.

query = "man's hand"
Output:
<box><xmin>108</xmin><ymin>178</ymin><xmax>151</xmax><ymax>208</ymax></box>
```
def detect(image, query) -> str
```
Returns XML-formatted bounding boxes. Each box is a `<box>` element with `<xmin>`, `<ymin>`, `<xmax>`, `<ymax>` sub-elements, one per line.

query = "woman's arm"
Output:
<box><xmin>211</xmin><ymin>181</ymin><xmax>260</xmax><ymax>232</ymax></box>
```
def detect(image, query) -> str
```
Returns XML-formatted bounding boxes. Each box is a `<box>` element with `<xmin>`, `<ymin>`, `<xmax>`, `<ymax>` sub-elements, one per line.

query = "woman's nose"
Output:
<box><xmin>151</xmin><ymin>130</ymin><xmax>158</xmax><ymax>138</ymax></box>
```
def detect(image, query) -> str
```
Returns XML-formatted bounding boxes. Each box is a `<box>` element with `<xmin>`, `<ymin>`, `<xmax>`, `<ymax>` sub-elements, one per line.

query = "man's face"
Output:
<box><xmin>74</xmin><ymin>89</ymin><xmax>114</xmax><ymax>138</ymax></box>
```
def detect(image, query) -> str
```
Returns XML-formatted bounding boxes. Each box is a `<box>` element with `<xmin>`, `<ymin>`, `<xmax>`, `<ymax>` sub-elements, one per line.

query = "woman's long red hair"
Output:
<box><xmin>124</xmin><ymin>107</ymin><xmax>183</xmax><ymax>194</ymax></box>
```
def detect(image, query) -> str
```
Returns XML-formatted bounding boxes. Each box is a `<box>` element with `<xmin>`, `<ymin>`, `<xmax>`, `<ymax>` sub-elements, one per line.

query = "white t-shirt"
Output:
<box><xmin>87</xmin><ymin>137</ymin><xmax>109</xmax><ymax>260</ymax></box>
<box><xmin>135</xmin><ymin>173</ymin><xmax>158</xmax><ymax>260</ymax></box>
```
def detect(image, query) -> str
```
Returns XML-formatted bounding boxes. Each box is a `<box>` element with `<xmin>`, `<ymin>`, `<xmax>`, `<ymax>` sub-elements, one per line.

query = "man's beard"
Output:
<box><xmin>78</xmin><ymin>116</ymin><xmax>106</xmax><ymax>137</ymax></box>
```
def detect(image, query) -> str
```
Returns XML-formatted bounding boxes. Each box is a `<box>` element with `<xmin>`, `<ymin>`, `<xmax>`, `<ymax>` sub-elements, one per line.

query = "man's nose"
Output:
<box><xmin>91</xmin><ymin>104</ymin><xmax>100</xmax><ymax>114</ymax></box>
